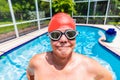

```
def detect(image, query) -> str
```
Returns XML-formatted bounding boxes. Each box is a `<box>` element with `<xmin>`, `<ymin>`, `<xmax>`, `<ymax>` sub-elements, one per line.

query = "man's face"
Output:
<box><xmin>50</xmin><ymin>26</ymin><xmax>76</xmax><ymax>58</ymax></box>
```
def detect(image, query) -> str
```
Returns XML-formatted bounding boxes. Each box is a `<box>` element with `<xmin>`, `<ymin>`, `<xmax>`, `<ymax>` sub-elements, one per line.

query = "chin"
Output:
<box><xmin>58</xmin><ymin>50</ymin><xmax>73</xmax><ymax>58</ymax></box>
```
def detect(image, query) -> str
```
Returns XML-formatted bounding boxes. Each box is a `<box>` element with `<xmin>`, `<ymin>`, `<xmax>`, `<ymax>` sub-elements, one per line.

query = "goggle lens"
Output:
<box><xmin>50</xmin><ymin>31</ymin><xmax>61</xmax><ymax>40</ymax></box>
<box><xmin>66</xmin><ymin>30</ymin><xmax>77</xmax><ymax>40</ymax></box>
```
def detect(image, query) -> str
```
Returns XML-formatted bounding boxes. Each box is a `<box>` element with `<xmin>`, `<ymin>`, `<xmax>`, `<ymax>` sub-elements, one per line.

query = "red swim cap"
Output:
<box><xmin>48</xmin><ymin>12</ymin><xmax>75</xmax><ymax>32</ymax></box>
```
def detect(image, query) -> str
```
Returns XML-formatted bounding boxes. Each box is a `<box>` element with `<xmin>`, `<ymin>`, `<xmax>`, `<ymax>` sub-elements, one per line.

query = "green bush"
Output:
<box><xmin>52</xmin><ymin>0</ymin><xmax>76</xmax><ymax>16</ymax></box>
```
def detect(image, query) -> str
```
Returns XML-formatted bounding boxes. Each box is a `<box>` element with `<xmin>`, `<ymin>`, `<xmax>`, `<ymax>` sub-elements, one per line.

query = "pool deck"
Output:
<box><xmin>0</xmin><ymin>27</ymin><xmax>48</xmax><ymax>56</ymax></box>
<box><xmin>0</xmin><ymin>24</ymin><xmax>120</xmax><ymax>56</ymax></box>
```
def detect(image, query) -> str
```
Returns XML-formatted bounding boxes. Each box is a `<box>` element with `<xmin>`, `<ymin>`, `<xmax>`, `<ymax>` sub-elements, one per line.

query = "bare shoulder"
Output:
<box><xmin>75</xmin><ymin>53</ymin><xmax>102</xmax><ymax>67</ymax></box>
<box><xmin>75</xmin><ymin>53</ymin><xmax>113</xmax><ymax>80</ymax></box>
<box><xmin>31</xmin><ymin>53</ymin><xmax>46</xmax><ymax>61</ymax></box>
<box><xmin>29</xmin><ymin>52</ymin><xmax>48</xmax><ymax>68</ymax></box>
<box><xmin>74</xmin><ymin>52</ymin><xmax>95</xmax><ymax>63</ymax></box>
<box><xmin>74</xmin><ymin>53</ymin><xmax>110</xmax><ymax>72</ymax></box>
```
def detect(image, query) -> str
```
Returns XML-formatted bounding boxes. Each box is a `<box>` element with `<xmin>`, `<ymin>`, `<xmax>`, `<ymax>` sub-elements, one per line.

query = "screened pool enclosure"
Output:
<box><xmin>0</xmin><ymin>0</ymin><xmax>120</xmax><ymax>43</ymax></box>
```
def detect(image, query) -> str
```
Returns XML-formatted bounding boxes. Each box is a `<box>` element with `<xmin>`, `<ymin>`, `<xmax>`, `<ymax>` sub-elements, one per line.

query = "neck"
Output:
<box><xmin>51</xmin><ymin>51</ymin><xmax>73</xmax><ymax>70</ymax></box>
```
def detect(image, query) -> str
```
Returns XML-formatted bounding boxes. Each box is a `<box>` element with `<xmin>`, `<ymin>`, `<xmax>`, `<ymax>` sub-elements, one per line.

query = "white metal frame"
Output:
<box><xmin>104</xmin><ymin>0</ymin><xmax>110</xmax><ymax>25</ymax></box>
<box><xmin>8</xmin><ymin>0</ymin><xmax>19</xmax><ymax>37</ymax></box>
<box><xmin>0</xmin><ymin>0</ymin><xmax>52</xmax><ymax>38</ymax></box>
<box><xmin>35</xmin><ymin>0</ymin><xmax>41</xmax><ymax>30</ymax></box>
<box><xmin>73</xmin><ymin>0</ymin><xmax>120</xmax><ymax>24</ymax></box>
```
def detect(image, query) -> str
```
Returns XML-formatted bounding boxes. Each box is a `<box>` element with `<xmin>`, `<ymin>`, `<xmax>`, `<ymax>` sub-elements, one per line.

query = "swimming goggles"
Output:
<box><xmin>48</xmin><ymin>29</ymin><xmax>78</xmax><ymax>41</ymax></box>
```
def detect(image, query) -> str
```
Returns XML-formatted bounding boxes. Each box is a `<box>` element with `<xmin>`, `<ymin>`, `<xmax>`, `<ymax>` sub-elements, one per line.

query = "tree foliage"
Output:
<box><xmin>52</xmin><ymin>0</ymin><xmax>76</xmax><ymax>16</ymax></box>
<box><xmin>111</xmin><ymin>0</ymin><xmax>120</xmax><ymax>15</ymax></box>
<box><xmin>39</xmin><ymin>1</ymin><xmax>50</xmax><ymax>17</ymax></box>
<box><xmin>0</xmin><ymin>0</ymin><xmax>10</xmax><ymax>18</ymax></box>
<box><xmin>0</xmin><ymin>0</ymin><xmax>9</xmax><ymax>12</ymax></box>
<box><xmin>11</xmin><ymin>0</ymin><xmax>35</xmax><ymax>20</ymax></box>
<box><xmin>0</xmin><ymin>0</ymin><xmax>119</xmax><ymax>24</ymax></box>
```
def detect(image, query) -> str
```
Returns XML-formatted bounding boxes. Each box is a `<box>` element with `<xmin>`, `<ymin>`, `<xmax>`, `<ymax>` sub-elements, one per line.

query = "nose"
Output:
<box><xmin>59</xmin><ymin>34</ymin><xmax>68</xmax><ymax>42</ymax></box>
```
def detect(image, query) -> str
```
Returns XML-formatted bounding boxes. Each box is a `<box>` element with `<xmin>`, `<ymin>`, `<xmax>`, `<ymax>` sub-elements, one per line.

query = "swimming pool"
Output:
<box><xmin>0</xmin><ymin>25</ymin><xmax>120</xmax><ymax>80</ymax></box>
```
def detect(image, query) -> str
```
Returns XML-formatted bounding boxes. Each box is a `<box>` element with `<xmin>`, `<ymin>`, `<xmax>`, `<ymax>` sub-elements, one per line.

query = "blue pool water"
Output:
<box><xmin>0</xmin><ymin>25</ymin><xmax>120</xmax><ymax>80</ymax></box>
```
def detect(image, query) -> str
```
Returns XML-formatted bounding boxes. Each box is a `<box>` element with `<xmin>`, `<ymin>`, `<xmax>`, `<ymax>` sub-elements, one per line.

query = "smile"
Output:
<box><xmin>57</xmin><ymin>46</ymin><xmax>70</xmax><ymax>49</ymax></box>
